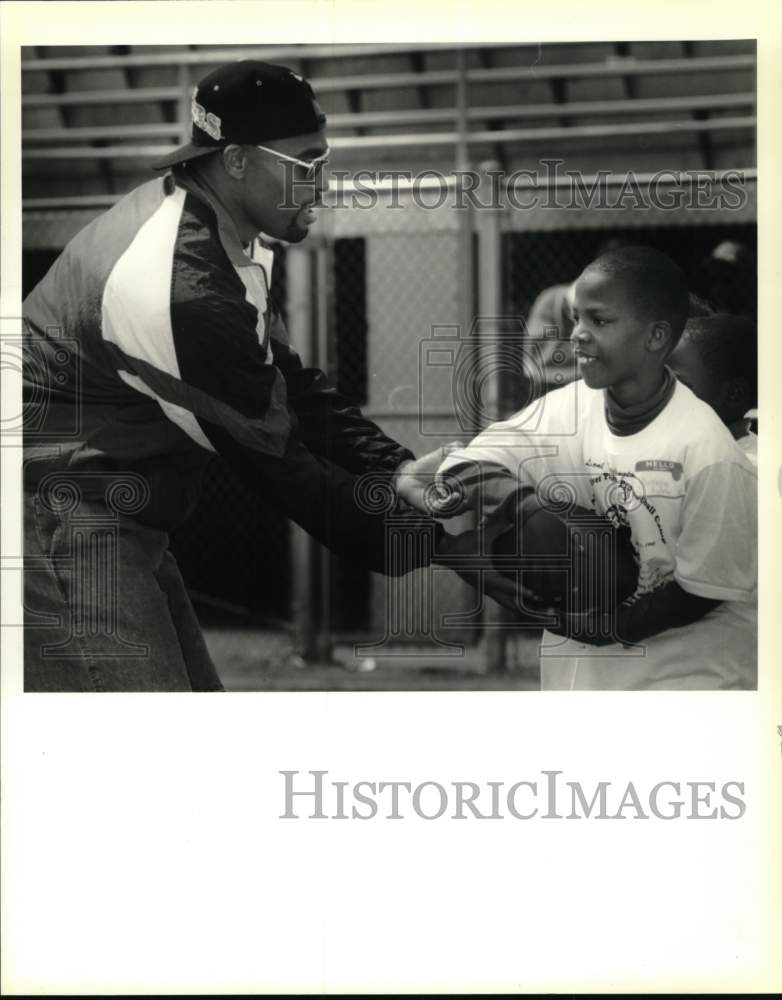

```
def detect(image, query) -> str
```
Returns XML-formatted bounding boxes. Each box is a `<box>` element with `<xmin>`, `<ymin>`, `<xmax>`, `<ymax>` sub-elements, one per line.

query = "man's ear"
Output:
<box><xmin>221</xmin><ymin>144</ymin><xmax>249</xmax><ymax>180</ymax></box>
<box><xmin>647</xmin><ymin>320</ymin><xmax>673</xmax><ymax>355</ymax></box>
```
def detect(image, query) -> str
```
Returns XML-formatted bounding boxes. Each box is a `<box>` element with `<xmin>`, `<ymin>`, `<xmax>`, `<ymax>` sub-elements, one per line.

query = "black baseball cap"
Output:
<box><xmin>151</xmin><ymin>59</ymin><xmax>327</xmax><ymax>171</ymax></box>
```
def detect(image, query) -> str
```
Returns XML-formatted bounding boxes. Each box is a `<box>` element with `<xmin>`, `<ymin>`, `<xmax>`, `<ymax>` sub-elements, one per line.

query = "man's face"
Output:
<box><xmin>236</xmin><ymin>129</ymin><xmax>329</xmax><ymax>243</ymax></box>
<box><xmin>570</xmin><ymin>269</ymin><xmax>653</xmax><ymax>399</ymax></box>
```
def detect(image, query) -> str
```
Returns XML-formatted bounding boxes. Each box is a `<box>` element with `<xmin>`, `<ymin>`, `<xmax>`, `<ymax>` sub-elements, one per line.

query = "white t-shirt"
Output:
<box><xmin>737</xmin><ymin>429</ymin><xmax>758</xmax><ymax>467</ymax></box>
<box><xmin>438</xmin><ymin>379</ymin><xmax>757</xmax><ymax>690</ymax></box>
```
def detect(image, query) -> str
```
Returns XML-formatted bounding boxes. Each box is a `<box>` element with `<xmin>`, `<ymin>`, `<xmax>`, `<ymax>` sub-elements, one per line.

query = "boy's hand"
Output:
<box><xmin>395</xmin><ymin>443</ymin><xmax>467</xmax><ymax>516</ymax></box>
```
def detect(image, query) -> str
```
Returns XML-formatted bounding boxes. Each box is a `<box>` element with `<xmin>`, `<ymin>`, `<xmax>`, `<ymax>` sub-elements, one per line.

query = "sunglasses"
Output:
<box><xmin>254</xmin><ymin>144</ymin><xmax>331</xmax><ymax>179</ymax></box>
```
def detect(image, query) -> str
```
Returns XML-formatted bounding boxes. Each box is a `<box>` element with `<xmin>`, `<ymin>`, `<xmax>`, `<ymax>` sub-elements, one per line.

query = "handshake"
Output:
<box><xmin>395</xmin><ymin>442</ymin><xmax>469</xmax><ymax>518</ymax></box>
<box><xmin>394</xmin><ymin>443</ymin><xmax>547</xmax><ymax>615</ymax></box>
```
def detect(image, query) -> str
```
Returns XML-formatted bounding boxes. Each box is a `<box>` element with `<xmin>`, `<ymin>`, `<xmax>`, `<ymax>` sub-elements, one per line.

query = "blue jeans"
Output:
<box><xmin>24</xmin><ymin>490</ymin><xmax>224</xmax><ymax>692</ymax></box>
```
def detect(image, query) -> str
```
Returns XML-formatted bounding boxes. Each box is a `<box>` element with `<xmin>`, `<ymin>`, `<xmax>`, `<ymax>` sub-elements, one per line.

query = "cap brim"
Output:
<box><xmin>150</xmin><ymin>143</ymin><xmax>224</xmax><ymax>171</ymax></box>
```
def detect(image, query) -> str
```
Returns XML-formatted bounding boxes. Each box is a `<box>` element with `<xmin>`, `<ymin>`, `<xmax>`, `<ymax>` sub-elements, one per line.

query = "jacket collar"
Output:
<box><xmin>167</xmin><ymin>170</ymin><xmax>274</xmax><ymax>282</ymax></box>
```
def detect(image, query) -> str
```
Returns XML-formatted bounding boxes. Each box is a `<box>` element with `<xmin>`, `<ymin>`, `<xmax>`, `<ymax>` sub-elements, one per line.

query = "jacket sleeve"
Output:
<box><xmin>102</xmin><ymin>263</ymin><xmax>437</xmax><ymax>575</ymax></box>
<box><xmin>269</xmin><ymin>308</ymin><xmax>414</xmax><ymax>476</ymax></box>
<box><xmin>205</xmin><ymin>412</ymin><xmax>441</xmax><ymax>577</ymax></box>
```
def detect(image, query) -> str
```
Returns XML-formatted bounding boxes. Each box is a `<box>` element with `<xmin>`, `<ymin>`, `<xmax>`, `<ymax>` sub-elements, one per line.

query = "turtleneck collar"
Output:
<box><xmin>604</xmin><ymin>366</ymin><xmax>676</xmax><ymax>436</ymax></box>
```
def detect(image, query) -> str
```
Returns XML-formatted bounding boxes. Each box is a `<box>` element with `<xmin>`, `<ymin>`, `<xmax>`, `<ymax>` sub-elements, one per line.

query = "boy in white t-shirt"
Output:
<box><xmin>432</xmin><ymin>246</ymin><xmax>757</xmax><ymax>690</ymax></box>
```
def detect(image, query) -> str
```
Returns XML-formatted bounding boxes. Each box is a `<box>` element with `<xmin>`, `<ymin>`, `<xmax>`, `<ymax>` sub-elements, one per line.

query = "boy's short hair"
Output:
<box><xmin>584</xmin><ymin>245</ymin><xmax>691</xmax><ymax>347</ymax></box>
<box><xmin>681</xmin><ymin>313</ymin><xmax>758</xmax><ymax>407</ymax></box>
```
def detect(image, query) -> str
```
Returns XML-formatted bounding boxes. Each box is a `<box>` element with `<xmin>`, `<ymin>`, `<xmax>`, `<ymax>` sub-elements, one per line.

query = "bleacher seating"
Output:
<box><xmin>22</xmin><ymin>42</ymin><xmax>756</xmax><ymax>214</ymax></box>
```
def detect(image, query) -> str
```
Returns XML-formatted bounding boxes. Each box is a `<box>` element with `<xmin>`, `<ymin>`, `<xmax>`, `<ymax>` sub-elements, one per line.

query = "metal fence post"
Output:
<box><xmin>455</xmin><ymin>49</ymin><xmax>473</xmax><ymax>351</ymax></box>
<box><xmin>457</xmin><ymin>50</ymin><xmax>496</xmax><ymax>672</ymax></box>
<box><xmin>177</xmin><ymin>63</ymin><xmax>190</xmax><ymax>143</ymax></box>
<box><xmin>285</xmin><ymin>244</ymin><xmax>320</xmax><ymax>660</ymax></box>
<box><xmin>313</xmin><ymin>237</ymin><xmax>336</xmax><ymax>662</ymax></box>
<box><xmin>476</xmin><ymin>160</ymin><xmax>509</xmax><ymax>673</ymax></box>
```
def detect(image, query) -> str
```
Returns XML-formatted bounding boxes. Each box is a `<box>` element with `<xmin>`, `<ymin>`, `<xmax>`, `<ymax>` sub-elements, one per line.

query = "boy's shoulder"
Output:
<box><xmin>506</xmin><ymin>377</ymin><xmax>601</xmax><ymax>432</ymax></box>
<box><xmin>640</xmin><ymin>382</ymin><xmax>757</xmax><ymax>495</ymax></box>
<box><xmin>665</xmin><ymin>380</ymin><xmax>754</xmax><ymax>470</ymax></box>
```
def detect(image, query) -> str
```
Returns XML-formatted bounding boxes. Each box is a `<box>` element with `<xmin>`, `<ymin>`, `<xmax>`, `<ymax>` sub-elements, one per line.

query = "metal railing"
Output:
<box><xmin>21</xmin><ymin>48</ymin><xmax>755</xmax><ymax>80</ymax></box>
<box><xmin>20</xmin><ymin>41</ymin><xmax>501</xmax><ymax>71</ymax></box>
<box><xmin>22</xmin><ymin>117</ymin><xmax>757</xmax><ymax>161</ymax></box>
<box><xmin>22</xmin><ymin>93</ymin><xmax>756</xmax><ymax>143</ymax></box>
<box><xmin>22</xmin><ymin>54</ymin><xmax>756</xmax><ymax>116</ymax></box>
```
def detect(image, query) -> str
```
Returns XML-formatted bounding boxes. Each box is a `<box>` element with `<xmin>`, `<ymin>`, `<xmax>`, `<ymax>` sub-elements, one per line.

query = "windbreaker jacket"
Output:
<box><xmin>23</xmin><ymin>172</ymin><xmax>434</xmax><ymax>573</ymax></box>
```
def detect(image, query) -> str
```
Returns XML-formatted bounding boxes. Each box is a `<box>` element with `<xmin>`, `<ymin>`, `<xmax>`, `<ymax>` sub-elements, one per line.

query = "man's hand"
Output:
<box><xmin>395</xmin><ymin>443</ymin><xmax>466</xmax><ymax>516</ymax></box>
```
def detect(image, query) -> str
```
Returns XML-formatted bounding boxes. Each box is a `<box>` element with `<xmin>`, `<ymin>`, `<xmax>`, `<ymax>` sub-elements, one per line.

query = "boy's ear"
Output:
<box><xmin>647</xmin><ymin>320</ymin><xmax>673</xmax><ymax>354</ymax></box>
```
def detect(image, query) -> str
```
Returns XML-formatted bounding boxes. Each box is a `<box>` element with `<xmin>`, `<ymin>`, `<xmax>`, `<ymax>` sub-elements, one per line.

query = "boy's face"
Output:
<box><xmin>571</xmin><ymin>269</ymin><xmax>656</xmax><ymax>399</ymax></box>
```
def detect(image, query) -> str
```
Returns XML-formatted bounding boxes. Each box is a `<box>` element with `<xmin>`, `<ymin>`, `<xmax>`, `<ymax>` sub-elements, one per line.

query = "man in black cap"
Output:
<box><xmin>22</xmin><ymin>60</ymin><xmax>441</xmax><ymax>692</ymax></box>
<box><xmin>152</xmin><ymin>60</ymin><xmax>331</xmax><ymax>244</ymax></box>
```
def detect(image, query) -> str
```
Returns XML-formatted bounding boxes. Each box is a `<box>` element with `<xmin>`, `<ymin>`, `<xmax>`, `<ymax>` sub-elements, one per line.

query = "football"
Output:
<box><xmin>490</xmin><ymin>492</ymin><xmax>639</xmax><ymax>613</ymax></box>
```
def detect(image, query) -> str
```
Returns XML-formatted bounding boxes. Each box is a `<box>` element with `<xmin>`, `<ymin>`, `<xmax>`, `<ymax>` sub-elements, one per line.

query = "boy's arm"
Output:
<box><xmin>434</xmin><ymin>457</ymin><xmax>523</xmax><ymax>521</ymax></box>
<box><xmin>549</xmin><ymin>583</ymin><xmax>722</xmax><ymax>647</ymax></box>
<box><xmin>673</xmin><ymin>457</ymin><xmax>757</xmax><ymax>602</ymax></box>
<box><xmin>618</xmin><ymin>585</ymin><xmax>722</xmax><ymax>642</ymax></box>
<box><xmin>434</xmin><ymin>388</ymin><xmax>583</xmax><ymax>519</ymax></box>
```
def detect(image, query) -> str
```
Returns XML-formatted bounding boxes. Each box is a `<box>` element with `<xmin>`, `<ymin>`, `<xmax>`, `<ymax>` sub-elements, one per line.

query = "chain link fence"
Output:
<box><xmin>502</xmin><ymin>221</ymin><xmax>757</xmax><ymax>405</ymax></box>
<box><xmin>503</xmin><ymin>224</ymin><xmax>757</xmax><ymax>324</ymax></box>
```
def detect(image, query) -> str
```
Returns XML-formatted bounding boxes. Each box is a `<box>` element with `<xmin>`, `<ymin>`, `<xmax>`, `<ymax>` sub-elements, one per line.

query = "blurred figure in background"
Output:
<box><xmin>695</xmin><ymin>240</ymin><xmax>756</xmax><ymax>320</ymax></box>
<box><xmin>686</xmin><ymin>292</ymin><xmax>716</xmax><ymax>318</ymax></box>
<box><xmin>523</xmin><ymin>279</ymin><xmax>576</xmax><ymax>397</ymax></box>
<box><xmin>669</xmin><ymin>313</ymin><xmax>758</xmax><ymax>465</ymax></box>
